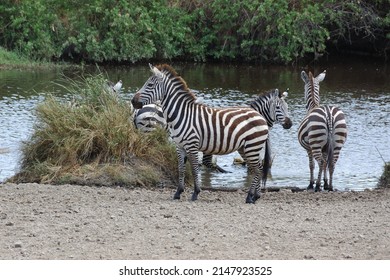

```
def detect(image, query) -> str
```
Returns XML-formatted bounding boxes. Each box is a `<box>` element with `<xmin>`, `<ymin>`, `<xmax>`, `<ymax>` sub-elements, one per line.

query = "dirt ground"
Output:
<box><xmin>0</xmin><ymin>182</ymin><xmax>389</xmax><ymax>260</ymax></box>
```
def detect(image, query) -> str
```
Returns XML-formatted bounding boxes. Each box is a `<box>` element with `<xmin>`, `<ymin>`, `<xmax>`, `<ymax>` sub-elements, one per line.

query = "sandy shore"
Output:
<box><xmin>0</xmin><ymin>183</ymin><xmax>389</xmax><ymax>260</ymax></box>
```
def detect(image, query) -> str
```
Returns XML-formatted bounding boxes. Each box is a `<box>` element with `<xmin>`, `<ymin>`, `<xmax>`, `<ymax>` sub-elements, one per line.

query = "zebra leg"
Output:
<box><xmin>322</xmin><ymin>151</ymin><xmax>330</xmax><ymax>190</ymax></box>
<box><xmin>202</xmin><ymin>154</ymin><xmax>229</xmax><ymax>173</ymax></box>
<box><xmin>187</xmin><ymin>151</ymin><xmax>201</xmax><ymax>201</ymax></box>
<box><xmin>174</xmin><ymin>148</ymin><xmax>187</xmax><ymax>200</ymax></box>
<box><xmin>327</xmin><ymin>158</ymin><xmax>335</xmax><ymax>191</ymax></box>
<box><xmin>314</xmin><ymin>156</ymin><xmax>325</xmax><ymax>192</ymax></box>
<box><xmin>307</xmin><ymin>151</ymin><xmax>315</xmax><ymax>190</ymax></box>
<box><xmin>245</xmin><ymin>159</ymin><xmax>262</xmax><ymax>204</ymax></box>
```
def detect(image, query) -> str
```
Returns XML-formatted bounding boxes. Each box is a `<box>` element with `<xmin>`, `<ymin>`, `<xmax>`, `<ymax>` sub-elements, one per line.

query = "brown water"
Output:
<box><xmin>1</xmin><ymin>57</ymin><xmax>389</xmax><ymax>190</ymax></box>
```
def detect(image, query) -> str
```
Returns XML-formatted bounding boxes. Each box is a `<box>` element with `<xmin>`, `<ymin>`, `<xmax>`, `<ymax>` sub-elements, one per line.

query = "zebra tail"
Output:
<box><xmin>262</xmin><ymin>137</ymin><xmax>271</xmax><ymax>182</ymax></box>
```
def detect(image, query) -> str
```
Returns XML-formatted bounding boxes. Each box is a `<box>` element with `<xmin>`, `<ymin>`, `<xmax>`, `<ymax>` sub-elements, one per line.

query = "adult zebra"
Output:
<box><xmin>132</xmin><ymin>64</ymin><xmax>270</xmax><ymax>203</ymax></box>
<box><xmin>132</xmin><ymin>103</ymin><xmax>228</xmax><ymax>172</ymax></box>
<box><xmin>297</xmin><ymin>70</ymin><xmax>347</xmax><ymax>191</ymax></box>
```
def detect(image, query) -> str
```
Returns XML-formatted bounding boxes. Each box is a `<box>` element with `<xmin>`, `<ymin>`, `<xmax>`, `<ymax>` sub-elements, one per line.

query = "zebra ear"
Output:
<box><xmin>280</xmin><ymin>88</ymin><xmax>289</xmax><ymax>99</ymax></box>
<box><xmin>151</xmin><ymin>65</ymin><xmax>164</xmax><ymax>80</ymax></box>
<box><xmin>301</xmin><ymin>71</ymin><xmax>309</xmax><ymax>83</ymax></box>
<box><xmin>316</xmin><ymin>70</ymin><xmax>326</xmax><ymax>83</ymax></box>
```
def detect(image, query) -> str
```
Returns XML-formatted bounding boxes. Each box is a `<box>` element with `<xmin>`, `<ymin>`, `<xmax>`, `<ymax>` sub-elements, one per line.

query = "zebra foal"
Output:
<box><xmin>131</xmin><ymin>64</ymin><xmax>270</xmax><ymax>203</ymax></box>
<box><xmin>297</xmin><ymin>70</ymin><xmax>347</xmax><ymax>191</ymax></box>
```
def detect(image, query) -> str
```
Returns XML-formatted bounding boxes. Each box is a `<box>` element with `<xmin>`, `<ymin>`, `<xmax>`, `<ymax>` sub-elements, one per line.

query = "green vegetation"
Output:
<box><xmin>10</xmin><ymin>73</ymin><xmax>179</xmax><ymax>187</ymax></box>
<box><xmin>1</xmin><ymin>0</ymin><xmax>389</xmax><ymax>64</ymax></box>
<box><xmin>378</xmin><ymin>163</ymin><xmax>390</xmax><ymax>188</ymax></box>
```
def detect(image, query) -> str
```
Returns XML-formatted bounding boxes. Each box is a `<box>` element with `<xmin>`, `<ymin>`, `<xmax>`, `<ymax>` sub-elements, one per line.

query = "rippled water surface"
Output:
<box><xmin>1</xmin><ymin>58</ymin><xmax>389</xmax><ymax>191</ymax></box>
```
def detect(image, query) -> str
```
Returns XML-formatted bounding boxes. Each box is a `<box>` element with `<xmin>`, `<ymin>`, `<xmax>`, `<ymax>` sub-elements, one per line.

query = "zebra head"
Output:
<box><xmin>250</xmin><ymin>89</ymin><xmax>292</xmax><ymax>129</ymax></box>
<box><xmin>301</xmin><ymin>70</ymin><xmax>326</xmax><ymax>111</ymax></box>
<box><xmin>275</xmin><ymin>89</ymin><xmax>292</xmax><ymax>129</ymax></box>
<box><xmin>131</xmin><ymin>64</ymin><xmax>165</xmax><ymax>109</ymax></box>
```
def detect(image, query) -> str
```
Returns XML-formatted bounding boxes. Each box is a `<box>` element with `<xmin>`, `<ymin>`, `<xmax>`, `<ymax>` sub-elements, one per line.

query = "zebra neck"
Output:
<box><xmin>161</xmin><ymin>93</ymin><xmax>198</xmax><ymax>124</ymax></box>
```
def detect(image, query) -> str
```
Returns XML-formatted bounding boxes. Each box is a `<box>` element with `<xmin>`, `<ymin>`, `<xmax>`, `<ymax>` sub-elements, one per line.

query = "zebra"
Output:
<box><xmin>131</xmin><ymin>64</ymin><xmax>270</xmax><ymax>203</ymax></box>
<box><xmin>232</xmin><ymin>89</ymin><xmax>292</xmax><ymax>167</ymax></box>
<box><xmin>132</xmin><ymin>103</ymin><xmax>228</xmax><ymax>172</ymax></box>
<box><xmin>297</xmin><ymin>70</ymin><xmax>348</xmax><ymax>191</ymax></box>
<box><xmin>249</xmin><ymin>89</ymin><xmax>292</xmax><ymax>130</ymax></box>
<box><xmin>133</xmin><ymin>103</ymin><xmax>166</xmax><ymax>132</ymax></box>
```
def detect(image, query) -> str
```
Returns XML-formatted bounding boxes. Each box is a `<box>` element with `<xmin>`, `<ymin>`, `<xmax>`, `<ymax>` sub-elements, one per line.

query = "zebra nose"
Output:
<box><xmin>131</xmin><ymin>92</ymin><xmax>143</xmax><ymax>109</ymax></box>
<box><xmin>283</xmin><ymin>117</ymin><xmax>292</xmax><ymax>129</ymax></box>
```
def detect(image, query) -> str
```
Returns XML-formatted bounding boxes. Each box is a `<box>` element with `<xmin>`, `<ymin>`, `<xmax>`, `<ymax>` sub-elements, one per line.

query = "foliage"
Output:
<box><xmin>12</xmin><ymin>73</ymin><xmax>178</xmax><ymax>186</ymax></box>
<box><xmin>0</xmin><ymin>0</ymin><xmax>389</xmax><ymax>63</ymax></box>
<box><xmin>378</xmin><ymin>162</ymin><xmax>390</xmax><ymax>188</ymax></box>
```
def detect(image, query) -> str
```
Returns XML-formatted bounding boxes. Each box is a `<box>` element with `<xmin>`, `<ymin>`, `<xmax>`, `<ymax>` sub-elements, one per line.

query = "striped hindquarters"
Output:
<box><xmin>298</xmin><ymin>105</ymin><xmax>347</xmax><ymax>157</ymax></box>
<box><xmin>188</xmin><ymin>106</ymin><xmax>269</xmax><ymax>157</ymax></box>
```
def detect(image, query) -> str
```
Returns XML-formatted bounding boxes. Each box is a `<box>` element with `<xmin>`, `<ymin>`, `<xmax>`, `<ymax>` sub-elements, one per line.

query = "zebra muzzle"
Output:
<box><xmin>283</xmin><ymin>117</ymin><xmax>292</xmax><ymax>129</ymax></box>
<box><xmin>131</xmin><ymin>92</ymin><xmax>144</xmax><ymax>109</ymax></box>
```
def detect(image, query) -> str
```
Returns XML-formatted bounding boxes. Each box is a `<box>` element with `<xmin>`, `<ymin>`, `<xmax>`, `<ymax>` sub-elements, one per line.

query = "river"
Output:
<box><xmin>1</xmin><ymin>56</ymin><xmax>389</xmax><ymax>191</ymax></box>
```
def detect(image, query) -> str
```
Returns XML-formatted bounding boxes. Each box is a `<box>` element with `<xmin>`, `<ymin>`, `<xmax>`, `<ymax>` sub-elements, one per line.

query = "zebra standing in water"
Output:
<box><xmin>297</xmin><ymin>70</ymin><xmax>347</xmax><ymax>191</ymax></box>
<box><xmin>132</xmin><ymin>103</ymin><xmax>228</xmax><ymax>172</ymax></box>
<box><xmin>132</xmin><ymin>64</ymin><xmax>270</xmax><ymax>203</ymax></box>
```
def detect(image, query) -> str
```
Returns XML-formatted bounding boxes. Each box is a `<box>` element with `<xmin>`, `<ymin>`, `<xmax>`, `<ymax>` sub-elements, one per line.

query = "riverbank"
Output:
<box><xmin>0</xmin><ymin>47</ymin><xmax>74</xmax><ymax>70</ymax></box>
<box><xmin>1</xmin><ymin>183</ymin><xmax>389</xmax><ymax>260</ymax></box>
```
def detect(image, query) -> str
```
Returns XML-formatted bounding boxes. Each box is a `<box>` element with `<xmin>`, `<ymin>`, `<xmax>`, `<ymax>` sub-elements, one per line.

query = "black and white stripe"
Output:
<box><xmin>132</xmin><ymin>64</ymin><xmax>270</xmax><ymax>203</ymax></box>
<box><xmin>297</xmin><ymin>70</ymin><xmax>347</xmax><ymax>191</ymax></box>
<box><xmin>249</xmin><ymin>89</ymin><xmax>292</xmax><ymax>130</ymax></box>
<box><xmin>133</xmin><ymin>104</ymin><xmax>166</xmax><ymax>132</ymax></box>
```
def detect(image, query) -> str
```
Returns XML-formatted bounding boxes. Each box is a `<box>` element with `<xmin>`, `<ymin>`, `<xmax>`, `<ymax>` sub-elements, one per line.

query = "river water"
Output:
<box><xmin>1</xmin><ymin>57</ymin><xmax>389</xmax><ymax>190</ymax></box>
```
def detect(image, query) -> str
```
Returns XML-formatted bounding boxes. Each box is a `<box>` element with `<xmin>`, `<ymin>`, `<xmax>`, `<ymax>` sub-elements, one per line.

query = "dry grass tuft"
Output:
<box><xmin>9</xmin><ymin>73</ymin><xmax>178</xmax><ymax>188</ymax></box>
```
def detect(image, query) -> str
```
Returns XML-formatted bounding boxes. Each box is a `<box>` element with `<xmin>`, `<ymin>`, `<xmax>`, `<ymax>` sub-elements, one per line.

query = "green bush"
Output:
<box><xmin>0</xmin><ymin>0</ymin><xmax>388</xmax><ymax>63</ymax></box>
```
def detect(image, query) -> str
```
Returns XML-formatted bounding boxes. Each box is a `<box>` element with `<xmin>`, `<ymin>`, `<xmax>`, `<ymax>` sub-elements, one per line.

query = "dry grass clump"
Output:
<box><xmin>9</xmin><ymin>73</ymin><xmax>177</xmax><ymax>187</ymax></box>
<box><xmin>378</xmin><ymin>162</ymin><xmax>390</xmax><ymax>188</ymax></box>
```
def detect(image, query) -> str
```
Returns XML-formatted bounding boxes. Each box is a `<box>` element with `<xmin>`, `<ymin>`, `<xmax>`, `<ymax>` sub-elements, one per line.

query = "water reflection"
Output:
<box><xmin>1</xmin><ymin>60</ymin><xmax>389</xmax><ymax>190</ymax></box>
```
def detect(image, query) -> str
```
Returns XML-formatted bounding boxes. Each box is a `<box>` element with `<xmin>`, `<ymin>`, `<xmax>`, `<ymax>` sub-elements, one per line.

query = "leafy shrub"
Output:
<box><xmin>0</xmin><ymin>0</ymin><xmax>388</xmax><ymax>63</ymax></box>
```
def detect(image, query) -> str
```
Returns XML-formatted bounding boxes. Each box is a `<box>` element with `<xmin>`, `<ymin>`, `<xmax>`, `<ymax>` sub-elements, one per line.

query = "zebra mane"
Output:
<box><xmin>251</xmin><ymin>89</ymin><xmax>277</xmax><ymax>103</ymax></box>
<box><xmin>308</xmin><ymin>71</ymin><xmax>320</xmax><ymax>108</ymax></box>
<box><xmin>156</xmin><ymin>64</ymin><xmax>197</xmax><ymax>102</ymax></box>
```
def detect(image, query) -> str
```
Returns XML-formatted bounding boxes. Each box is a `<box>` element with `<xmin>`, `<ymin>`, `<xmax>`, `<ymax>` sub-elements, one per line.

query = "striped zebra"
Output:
<box><xmin>132</xmin><ymin>103</ymin><xmax>228</xmax><ymax>172</ymax></box>
<box><xmin>249</xmin><ymin>89</ymin><xmax>292</xmax><ymax>130</ymax></box>
<box><xmin>131</xmin><ymin>64</ymin><xmax>270</xmax><ymax>203</ymax></box>
<box><xmin>133</xmin><ymin>103</ymin><xmax>166</xmax><ymax>132</ymax></box>
<box><xmin>233</xmin><ymin>89</ymin><xmax>293</xmax><ymax>167</ymax></box>
<box><xmin>297</xmin><ymin>70</ymin><xmax>347</xmax><ymax>191</ymax></box>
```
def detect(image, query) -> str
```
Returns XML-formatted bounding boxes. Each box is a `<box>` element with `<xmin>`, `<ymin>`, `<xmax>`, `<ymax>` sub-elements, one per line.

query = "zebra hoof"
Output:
<box><xmin>173</xmin><ymin>192</ymin><xmax>181</xmax><ymax>200</ymax></box>
<box><xmin>191</xmin><ymin>192</ymin><xmax>199</xmax><ymax>201</ymax></box>
<box><xmin>245</xmin><ymin>194</ymin><xmax>256</xmax><ymax>204</ymax></box>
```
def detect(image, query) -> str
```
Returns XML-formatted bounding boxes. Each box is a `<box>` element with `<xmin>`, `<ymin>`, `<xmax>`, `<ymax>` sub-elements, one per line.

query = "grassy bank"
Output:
<box><xmin>0</xmin><ymin>46</ymin><xmax>72</xmax><ymax>70</ymax></box>
<box><xmin>8</xmin><ymin>73</ymin><xmax>179</xmax><ymax>188</ymax></box>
